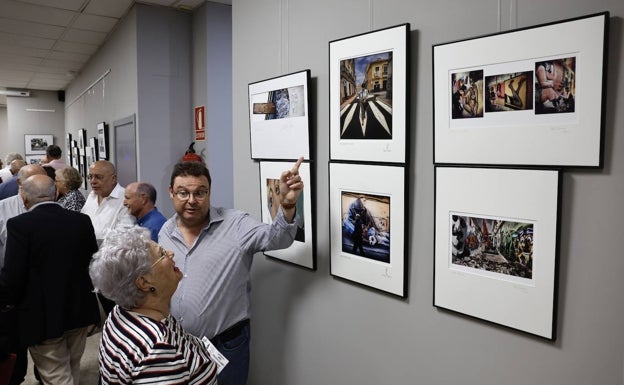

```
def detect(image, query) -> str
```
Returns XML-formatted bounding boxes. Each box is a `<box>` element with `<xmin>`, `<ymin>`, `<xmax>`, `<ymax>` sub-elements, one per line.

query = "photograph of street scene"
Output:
<box><xmin>485</xmin><ymin>71</ymin><xmax>534</xmax><ymax>112</ymax></box>
<box><xmin>534</xmin><ymin>56</ymin><xmax>576</xmax><ymax>114</ymax></box>
<box><xmin>341</xmin><ymin>192</ymin><xmax>390</xmax><ymax>263</ymax></box>
<box><xmin>339</xmin><ymin>51</ymin><xmax>393</xmax><ymax>139</ymax></box>
<box><xmin>251</xmin><ymin>84</ymin><xmax>306</xmax><ymax>121</ymax></box>
<box><xmin>451</xmin><ymin>213</ymin><xmax>534</xmax><ymax>279</ymax></box>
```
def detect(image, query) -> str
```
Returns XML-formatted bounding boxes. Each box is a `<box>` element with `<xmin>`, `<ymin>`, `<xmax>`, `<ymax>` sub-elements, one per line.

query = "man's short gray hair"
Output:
<box><xmin>21</xmin><ymin>175</ymin><xmax>55</xmax><ymax>205</ymax></box>
<box><xmin>3</xmin><ymin>152</ymin><xmax>23</xmax><ymax>165</ymax></box>
<box><xmin>89</xmin><ymin>226</ymin><xmax>153</xmax><ymax>309</ymax></box>
<box><xmin>136</xmin><ymin>182</ymin><xmax>157</xmax><ymax>204</ymax></box>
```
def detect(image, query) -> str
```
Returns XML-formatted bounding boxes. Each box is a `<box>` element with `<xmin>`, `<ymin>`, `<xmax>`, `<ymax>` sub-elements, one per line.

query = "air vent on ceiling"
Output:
<box><xmin>0</xmin><ymin>90</ymin><xmax>30</xmax><ymax>97</ymax></box>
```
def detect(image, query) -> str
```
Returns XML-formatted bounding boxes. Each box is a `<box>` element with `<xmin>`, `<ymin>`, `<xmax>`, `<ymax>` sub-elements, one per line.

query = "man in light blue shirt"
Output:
<box><xmin>159</xmin><ymin>158</ymin><xmax>303</xmax><ymax>385</ymax></box>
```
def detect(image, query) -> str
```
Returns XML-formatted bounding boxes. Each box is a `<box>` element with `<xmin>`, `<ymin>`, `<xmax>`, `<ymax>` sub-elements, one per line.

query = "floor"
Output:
<box><xmin>23</xmin><ymin>333</ymin><xmax>101</xmax><ymax>384</ymax></box>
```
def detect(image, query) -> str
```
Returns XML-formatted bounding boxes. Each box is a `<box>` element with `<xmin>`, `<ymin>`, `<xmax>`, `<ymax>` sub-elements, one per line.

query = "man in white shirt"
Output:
<box><xmin>81</xmin><ymin>160</ymin><xmax>134</xmax><ymax>241</ymax></box>
<box><xmin>0</xmin><ymin>153</ymin><xmax>23</xmax><ymax>184</ymax></box>
<box><xmin>81</xmin><ymin>160</ymin><xmax>134</xmax><ymax>314</ymax></box>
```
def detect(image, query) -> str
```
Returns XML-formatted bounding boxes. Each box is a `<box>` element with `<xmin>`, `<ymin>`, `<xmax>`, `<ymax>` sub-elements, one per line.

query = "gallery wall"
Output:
<box><xmin>65</xmin><ymin>4</ymin><xmax>194</xmax><ymax>218</ymax></box>
<box><xmin>3</xmin><ymin>91</ymin><xmax>65</xmax><ymax>163</ymax></box>
<box><xmin>232</xmin><ymin>1</ymin><xmax>624</xmax><ymax>384</ymax></box>
<box><xmin>0</xmin><ymin>109</ymin><xmax>6</xmax><ymax>158</ymax></box>
<box><xmin>192</xmin><ymin>2</ymin><xmax>234</xmax><ymax>208</ymax></box>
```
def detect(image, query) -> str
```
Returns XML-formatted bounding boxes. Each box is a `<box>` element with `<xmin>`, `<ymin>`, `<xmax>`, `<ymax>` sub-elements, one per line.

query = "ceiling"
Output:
<box><xmin>0</xmin><ymin>0</ymin><xmax>230</xmax><ymax>106</ymax></box>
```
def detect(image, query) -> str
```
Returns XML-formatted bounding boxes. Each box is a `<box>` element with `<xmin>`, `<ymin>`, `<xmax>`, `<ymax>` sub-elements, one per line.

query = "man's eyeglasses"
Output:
<box><xmin>174</xmin><ymin>190</ymin><xmax>208</xmax><ymax>201</ymax></box>
<box><xmin>87</xmin><ymin>174</ymin><xmax>111</xmax><ymax>181</ymax></box>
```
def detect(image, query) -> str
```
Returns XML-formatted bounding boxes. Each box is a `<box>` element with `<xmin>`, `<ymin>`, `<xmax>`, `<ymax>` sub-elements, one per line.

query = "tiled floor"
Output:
<box><xmin>23</xmin><ymin>333</ymin><xmax>101</xmax><ymax>385</ymax></box>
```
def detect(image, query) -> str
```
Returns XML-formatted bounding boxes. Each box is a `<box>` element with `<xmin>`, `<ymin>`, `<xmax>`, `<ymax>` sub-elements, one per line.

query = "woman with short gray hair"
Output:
<box><xmin>55</xmin><ymin>168</ymin><xmax>86</xmax><ymax>211</ymax></box>
<box><xmin>89</xmin><ymin>226</ymin><xmax>217</xmax><ymax>384</ymax></box>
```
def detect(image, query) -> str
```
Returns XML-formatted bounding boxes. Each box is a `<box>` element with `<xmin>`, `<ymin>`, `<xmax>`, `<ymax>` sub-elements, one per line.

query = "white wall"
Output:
<box><xmin>232</xmin><ymin>1</ymin><xmax>624</xmax><ymax>385</ymax></box>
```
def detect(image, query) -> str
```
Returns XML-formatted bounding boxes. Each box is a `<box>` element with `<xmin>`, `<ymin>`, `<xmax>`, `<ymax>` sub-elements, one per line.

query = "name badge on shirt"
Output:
<box><xmin>201</xmin><ymin>336</ymin><xmax>229</xmax><ymax>374</ymax></box>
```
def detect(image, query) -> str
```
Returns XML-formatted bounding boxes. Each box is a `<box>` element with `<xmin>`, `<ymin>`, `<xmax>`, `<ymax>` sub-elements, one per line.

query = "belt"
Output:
<box><xmin>212</xmin><ymin>319</ymin><xmax>249</xmax><ymax>344</ymax></box>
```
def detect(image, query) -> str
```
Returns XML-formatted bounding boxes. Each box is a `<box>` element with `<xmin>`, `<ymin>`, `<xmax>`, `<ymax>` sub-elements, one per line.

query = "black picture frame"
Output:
<box><xmin>329</xmin><ymin>23</ymin><xmax>410</xmax><ymax>164</ymax></box>
<box><xmin>24</xmin><ymin>134</ymin><xmax>53</xmax><ymax>155</ymax></box>
<box><xmin>97</xmin><ymin>122</ymin><xmax>108</xmax><ymax>160</ymax></box>
<box><xmin>258</xmin><ymin>160</ymin><xmax>316</xmax><ymax>270</ymax></box>
<box><xmin>329</xmin><ymin>162</ymin><xmax>408</xmax><ymax>297</ymax></box>
<box><xmin>65</xmin><ymin>133</ymin><xmax>73</xmax><ymax>167</ymax></box>
<box><xmin>248</xmin><ymin>70</ymin><xmax>311</xmax><ymax>161</ymax></box>
<box><xmin>433</xmin><ymin>12</ymin><xmax>609</xmax><ymax>168</ymax></box>
<box><xmin>77</xmin><ymin>128</ymin><xmax>86</xmax><ymax>151</ymax></box>
<box><xmin>434</xmin><ymin>166</ymin><xmax>561</xmax><ymax>340</ymax></box>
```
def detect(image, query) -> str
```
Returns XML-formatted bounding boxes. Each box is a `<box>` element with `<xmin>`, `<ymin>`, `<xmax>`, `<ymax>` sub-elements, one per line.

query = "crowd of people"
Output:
<box><xmin>0</xmin><ymin>145</ymin><xmax>304</xmax><ymax>385</ymax></box>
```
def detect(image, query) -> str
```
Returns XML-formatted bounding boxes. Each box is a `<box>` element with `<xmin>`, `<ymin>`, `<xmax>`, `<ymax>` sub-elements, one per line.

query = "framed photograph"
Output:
<box><xmin>258</xmin><ymin>161</ymin><xmax>315</xmax><ymax>270</ymax></box>
<box><xmin>85</xmin><ymin>146</ymin><xmax>95</xmax><ymax>170</ymax></box>
<box><xmin>434</xmin><ymin>166</ymin><xmax>561</xmax><ymax>339</ymax></box>
<box><xmin>65</xmin><ymin>133</ymin><xmax>73</xmax><ymax>167</ymax></box>
<box><xmin>77</xmin><ymin>128</ymin><xmax>86</xmax><ymax>151</ymax></box>
<box><xmin>24</xmin><ymin>134</ymin><xmax>53</xmax><ymax>155</ymax></box>
<box><xmin>25</xmin><ymin>155</ymin><xmax>43</xmax><ymax>165</ymax></box>
<box><xmin>97</xmin><ymin>122</ymin><xmax>108</xmax><ymax>160</ymax></box>
<box><xmin>248</xmin><ymin>70</ymin><xmax>310</xmax><ymax>161</ymax></box>
<box><xmin>433</xmin><ymin>12</ymin><xmax>609</xmax><ymax>168</ymax></box>
<box><xmin>89</xmin><ymin>137</ymin><xmax>99</xmax><ymax>161</ymax></box>
<box><xmin>71</xmin><ymin>146</ymin><xmax>80</xmax><ymax>173</ymax></box>
<box><xmin>329</xmin><ymin>162</ymin><xmax>407</xmax><ymax>297</ymax></box>
<box><xmin>329</xmin><ymin>23</ymin><xmax>410</xmax><ymax>164</ymax></box>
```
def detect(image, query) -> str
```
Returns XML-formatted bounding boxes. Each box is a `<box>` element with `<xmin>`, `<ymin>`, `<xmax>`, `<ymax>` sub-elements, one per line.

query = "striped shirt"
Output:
<box><xmin>99</xmin><ymin>305</ymin><xmax>217</xmax><ymax>384</ymax></box>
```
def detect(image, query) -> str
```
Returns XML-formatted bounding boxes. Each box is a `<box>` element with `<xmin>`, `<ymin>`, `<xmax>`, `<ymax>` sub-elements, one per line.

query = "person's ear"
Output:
<box><xmin>169</xmin><ymin>186</ymin><xmax>174</xmax><ymax>199</ymax></box>
<box><xmin>135</xmin><ymin>275</ymin><xmax>153</xmax><ymax>293</ymax></box>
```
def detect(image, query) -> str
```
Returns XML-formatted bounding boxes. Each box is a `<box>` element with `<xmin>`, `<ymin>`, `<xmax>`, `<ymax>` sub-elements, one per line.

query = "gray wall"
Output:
<box><xmin>65</xmin><ymin>4</ymin><xmax>194</xmax><ymax>217</ymax></box>
<box><xmin>4</xmin><ymin>91</ymin><xmax>65</xmax><ymax>162</ymax></box>
<box><xmin>193</xmin><ymin>2</ymin><xmax>234</xmax><ymax>208</ymax></box>
<box><xmin>65</xmin><ymin>5</ymin><xmax>138</xmax><ymax>193</ymax></box>
<box><xmin>0</xmin><ymin>108</ymin><xmax>7</xmax><ymax>159</ymax></box>
<box><xmin>232</xmin><ymin>1</ymin><xmax>624</xmax><ymax>385</ymax></box>
<box><xmin>136</xmin><ymin>5</ymin><xmax>193</xmax><ymax>217</ymax></box>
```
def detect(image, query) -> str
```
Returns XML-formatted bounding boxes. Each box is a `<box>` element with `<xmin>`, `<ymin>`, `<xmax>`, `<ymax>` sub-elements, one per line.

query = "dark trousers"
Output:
<box><xmin>8</xmin><ymin>348</ymin><xmax>26</xmax><ymax>385</ymax></box>
<box><xmin>211</xmin><ymin>319</ymin><xmax>250</xmax><ymax>385</ymax></box>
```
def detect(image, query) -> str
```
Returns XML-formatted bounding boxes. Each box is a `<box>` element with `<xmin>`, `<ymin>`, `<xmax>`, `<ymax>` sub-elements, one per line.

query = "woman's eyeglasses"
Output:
<box><xmin>151</xmin><ymin>245</ymin><xmax>170</xmax><ymax>268</ymax></box>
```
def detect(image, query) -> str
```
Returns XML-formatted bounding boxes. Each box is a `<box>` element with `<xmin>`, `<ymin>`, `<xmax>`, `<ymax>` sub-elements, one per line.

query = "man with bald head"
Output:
<box><xmin>0</xmin><ymin>164</ymin><xmax>48</xmax><ymax>267</ymax></box>
<box><xmin>124</xmin><ymin>182</ymin><xmax>167</xmax><ymax>241</ymax></box>
<box><xmin>81</xmin><ymin>160</ymin><xmax>134</xmax><ymax>241</ymax></box>
<box><xmin>0</xmin><ymin>159</ymin><xmax>26</xmax><ymax>200</ymax></box>
<box><xmin>0</xmin><ymin>175</ymin><xmax>100</xmax><ymax>385</ymax></box>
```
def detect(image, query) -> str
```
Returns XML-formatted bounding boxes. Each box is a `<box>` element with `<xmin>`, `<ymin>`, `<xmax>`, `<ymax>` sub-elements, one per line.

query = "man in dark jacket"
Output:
<box><xmin>0</xmin><ymin>174</ymin><xmax>100</xmax><ymax>384</ymax></box>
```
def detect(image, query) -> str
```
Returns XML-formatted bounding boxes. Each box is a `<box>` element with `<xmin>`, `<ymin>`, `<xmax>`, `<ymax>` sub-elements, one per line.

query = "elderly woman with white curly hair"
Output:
<box><xmin>89</xmin><ymin>225</ymin><xmax>217</xmax><ymax>384</ymax></box>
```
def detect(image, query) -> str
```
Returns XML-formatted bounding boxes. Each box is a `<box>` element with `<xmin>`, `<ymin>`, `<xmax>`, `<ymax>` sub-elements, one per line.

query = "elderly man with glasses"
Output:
<box><xmin>81</xmin><ymin>160</ymin><xmax>135</xmax><ymax>241</ymax></box>
<box><xmin>81</xmin><ymin>160</ymin><xmax>134</xmax><ymax>315</ymax></box>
